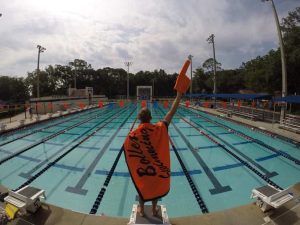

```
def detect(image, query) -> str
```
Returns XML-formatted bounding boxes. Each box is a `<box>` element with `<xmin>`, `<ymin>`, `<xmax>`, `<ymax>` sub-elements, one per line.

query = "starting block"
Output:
<box><xmin>251</xmin><ymin>185</ymin><xmax>294</xmax><ymax>212</ymax></box>
<box><xmin>4</xmin><ymin>186</ymin><xmax>46</xmax><ymax>219</ymax></box>
<box><xmin>128</xmin><ymin>204</ymin><xmax>171</xmax><ymax>225</ymax></box>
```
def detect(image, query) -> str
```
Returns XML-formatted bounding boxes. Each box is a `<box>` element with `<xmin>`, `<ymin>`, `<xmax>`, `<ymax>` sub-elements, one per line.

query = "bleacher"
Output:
<box><xmin>215</xmin><ymin>102</ymin><xmax>280</xmax><ymax>122</ymax></box>
<box><xmin>279</xmin><ymin>114</ymin><xmax>300</xmax><ymax>133</ymax></box>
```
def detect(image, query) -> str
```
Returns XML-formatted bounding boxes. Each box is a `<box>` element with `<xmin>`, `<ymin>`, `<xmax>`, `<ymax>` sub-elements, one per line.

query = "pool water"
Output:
<box><xmin>0</xmin><ymin>103</ymin><xmax>299</xmax><ymax>218</ymax></box>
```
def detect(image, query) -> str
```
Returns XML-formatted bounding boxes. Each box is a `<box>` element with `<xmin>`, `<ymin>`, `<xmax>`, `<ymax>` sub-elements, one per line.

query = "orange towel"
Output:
<box><xmin>174</xmin><ymin>60</ymin><xmax>191</xmax><ymax>94</ymax></box>
<box><xmin>124</xmin><ymin>122</ymin><xmax>170</xmax><ymax>201</ymax></box>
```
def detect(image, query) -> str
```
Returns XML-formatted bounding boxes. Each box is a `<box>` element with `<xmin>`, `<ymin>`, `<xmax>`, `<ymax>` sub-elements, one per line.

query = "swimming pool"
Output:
<box><xmin>0</xmin><ymin>103</ymin><xmax>299</xmax><ymax>218</ymax></box>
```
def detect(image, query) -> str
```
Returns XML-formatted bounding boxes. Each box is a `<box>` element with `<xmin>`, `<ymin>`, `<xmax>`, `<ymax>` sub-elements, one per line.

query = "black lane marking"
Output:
<box><xmin>171</xmin><ymin>121</ymin><xmax>232</xmax><ymax>195</ymax></box>
<box><xmin>66</xmin><ymin>105</ymin><xmax>137</xmax><ymax>195</ymax></box>
<box><xmin>0</xmin><ymin>106</ymin><xmax>106</xmax><ymax>147</ymax></box>
<box><xmin>13</xmin><ymin>105</ymin><xmax>132</xmax><ymax>192</ymax></box>
<box><xmin>90</xmin><ymin>111</ymin><xmax>138</xmax><ymax>214</ymax></box>
<box><xmin>155</xmin><ymin>108</ymin><xmax>209</xmax><ymax>213</ymax></box>
<box><xmin>178</xmin><ymin>110</ymin><xmax>282</xmax><ymax>190</ymax></box>
<box><xmin>157</xmin><ymin>107</ymin><xmax>231</xmax><ymax>195</ymax></box>
<box><xmin>184</xmin><ymin>107</ymin><xmax>300</xmax><ymax>165</ymax></box>
<box><xmin>18</xmin><ymin>107</ymin><xmax>124</xmax><ymax>179</ymax></box>
<box><xmin>0</xmin><ymin>107</ymin><xmax>112</xmax><ymax>166</ymax></box>
<box><xmin>178</xmin><ymin>109</ymin><xmax>278</xmax><ymax>178</ymax></box>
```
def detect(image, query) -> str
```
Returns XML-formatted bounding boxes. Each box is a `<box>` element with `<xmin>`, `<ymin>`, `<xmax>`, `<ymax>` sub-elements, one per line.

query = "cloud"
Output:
<box><xmin>0</xmin><ymin>0</ymin><xmax>298</xmax><ymax>76</ymax></box>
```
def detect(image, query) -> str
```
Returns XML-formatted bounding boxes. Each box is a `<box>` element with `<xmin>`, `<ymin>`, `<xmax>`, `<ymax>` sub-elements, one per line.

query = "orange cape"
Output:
<box><xmin>124</xmin><ymin>122</ymin><xmax>170</xmax><ymax>201</ymax></box>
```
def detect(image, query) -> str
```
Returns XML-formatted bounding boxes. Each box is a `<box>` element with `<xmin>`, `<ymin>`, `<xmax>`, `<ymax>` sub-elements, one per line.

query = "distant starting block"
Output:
<box><xmin>128</xmin><ymin>204</ymin><xmax>171</xmax><ymax>225</ymax></box>
<box><xmin>4</xmin><ymin>186</ymin><xmax>45</xmax><ymax>219</ymax></box>
<box><xmin>251</xmin><ymin>185</ymin><xmax>294</xmax><ymax>212</ymax></box>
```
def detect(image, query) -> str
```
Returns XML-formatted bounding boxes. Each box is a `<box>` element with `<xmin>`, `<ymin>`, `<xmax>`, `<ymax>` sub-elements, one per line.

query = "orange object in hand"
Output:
<box><xmin>174</xmin><ymin>60</ymin><xmax>191</xmax><ymax>94</ymax></box>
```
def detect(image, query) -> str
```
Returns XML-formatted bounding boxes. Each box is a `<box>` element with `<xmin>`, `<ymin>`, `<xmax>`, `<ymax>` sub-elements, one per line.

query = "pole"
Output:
<box><xmin>74</xmin><ymin>67</ymin><xmax>77</xmax><ymax>89</ymax></box>
<box><xmin>263</xmin><ymin>0</ymin><xmax>287</xmax><ymax>122</ymax></box>
<box><xmin>36</xmin><ymin>45</ymin><xmax>46</xmax><ymax>99</ymax></box>
<box><xmin>152</xmin><ymin>79</ymin><xmax>155</xmax><ymax>98</ymax></box>
<box><xmin>124</xmin><ymin>62</ymin><xmax>132</xmax><ymax>100</ymax></box>
<box><xmin>37</xmin><ymin>48</ymin><xmax>40</xmax><ymax>98</ymax></box>
<box><xmin>188</xmin><ymin>55</ymin><xmax>193</xmax><ymax>101</ymax></box>
<box><xmin>212</xmin><ymin>35</ymin><xmax>217</xmax><ymax>94</ymax></box>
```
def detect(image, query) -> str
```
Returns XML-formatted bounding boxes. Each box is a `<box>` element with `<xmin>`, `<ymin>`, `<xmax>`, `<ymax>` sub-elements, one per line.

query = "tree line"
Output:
<box><xmin>0</xmin><ymin>7</ymin><xmax>299</xmax><ymax>103</ymax></box>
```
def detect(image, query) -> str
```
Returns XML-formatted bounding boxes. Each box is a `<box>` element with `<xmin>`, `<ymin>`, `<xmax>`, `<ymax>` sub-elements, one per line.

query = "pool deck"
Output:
<box><xmin>1</xmin><ymin>182</ymin><xmax>299</xmax><ymax>225</ymax></box>
<box><xmin>189</xmin><ymin>105</ymin><xmax>300</xmax><ymax>142</ymax></box>
<box><xmin>0</xmin><ymin>105</ymin><xmax>98</xmax><ymax>133</ymax></box>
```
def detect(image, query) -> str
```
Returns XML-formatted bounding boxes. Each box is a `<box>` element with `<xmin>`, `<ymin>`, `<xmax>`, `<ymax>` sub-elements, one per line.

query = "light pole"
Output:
<box><xmin>262</xmin><ymin>0</ymin><xmax>287</xmax><ymax>122</ymax></box>
<box><xmin>36</xmin><ymin>45</ymin><xmax>46</xmax><ymax>98</ymax></box>
<box><xmin>188</xmin><ymin>55</ymin><xmax>193</xmax><ymax>97</ymax></box>
<box><xmin>207</xmin><ymin>34</ymin><xmax>217</xmax><ymax>94</ymax></box>
<box><xmin>152</xmin><ymin>78</ymin><xmax>155</xmax><ymax>98</ymax></box>
<box><xmin>124</xmin><ymin>61</ymin><xmax>132</xmax><ymax>100</ymax></box>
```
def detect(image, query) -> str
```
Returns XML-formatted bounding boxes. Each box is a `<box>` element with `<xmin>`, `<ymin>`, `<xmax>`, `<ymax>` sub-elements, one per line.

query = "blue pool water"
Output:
<box><xmin>0</xmin><ymin>103</ymin><xmax>299</xmax><ymax>218</ymax></box>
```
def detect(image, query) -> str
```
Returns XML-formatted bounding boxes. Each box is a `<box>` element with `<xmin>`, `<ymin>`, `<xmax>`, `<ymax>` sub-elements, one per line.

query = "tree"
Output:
<box><xmin>202</xmin><ymin>58</ymin><xmax>222</xmax><ymax>73</ymax></box>
<box><xmin>281</xmin><ymin>7</ymin><xmax>300</xmax><ymax>94</ymax></box>
<box><xmin>0</xmin><ymin>76</ymin><xmax>29</xmax><ymax>103</ymax></box>
<box><xmin>192</xmin><ymin>68</ymin><xmax>211</xmax><ymax>93</ymax></box>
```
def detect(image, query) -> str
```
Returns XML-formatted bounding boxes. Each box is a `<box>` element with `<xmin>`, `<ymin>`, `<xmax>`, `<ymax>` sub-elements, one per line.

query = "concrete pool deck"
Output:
<box><xmin>0</xmin><ymin>105</ymin><xmax>98</xmax><ymax>133</ymax></box>
<box><xmin>1</xmin><ymin>182</ymin><xmax>299</xmax><ymax>225</ymax></box>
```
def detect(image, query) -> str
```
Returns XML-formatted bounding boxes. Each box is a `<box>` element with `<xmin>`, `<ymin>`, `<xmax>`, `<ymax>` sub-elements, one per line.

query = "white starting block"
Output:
<box><xmin>251</xmin><ymin>185</ymin><xmax>294</xmax><ymax>212</ymax></box>
<box><xmin>4</xmin><ymin>186</ymin><xmax>45</xmax><ymax>219</ymax></box>
<box><xmin>128</xmin><ymin>204</ymin><xmax>171</xmax><ymax>225</ymax></box>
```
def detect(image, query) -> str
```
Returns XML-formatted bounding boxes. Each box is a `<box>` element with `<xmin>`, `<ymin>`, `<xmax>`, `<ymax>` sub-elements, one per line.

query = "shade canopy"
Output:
<box><xmin>273</xmin><ymin>95</ymin><xmax>300</xmax><ymax>104</ymax></box>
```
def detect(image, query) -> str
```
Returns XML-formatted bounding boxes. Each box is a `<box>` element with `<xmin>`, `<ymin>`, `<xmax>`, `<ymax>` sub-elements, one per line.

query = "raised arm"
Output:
<box><xmin>164</xmin><ymin>91</ymin><xmax>183</xmax><ymax>124</ymax></box>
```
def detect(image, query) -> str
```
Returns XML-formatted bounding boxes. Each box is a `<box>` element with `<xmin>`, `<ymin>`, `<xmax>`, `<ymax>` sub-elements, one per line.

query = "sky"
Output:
<box><xmin>0</xmin><ymin>0</ymin><xmax>299</xmax><ymax>77</ymax></box>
